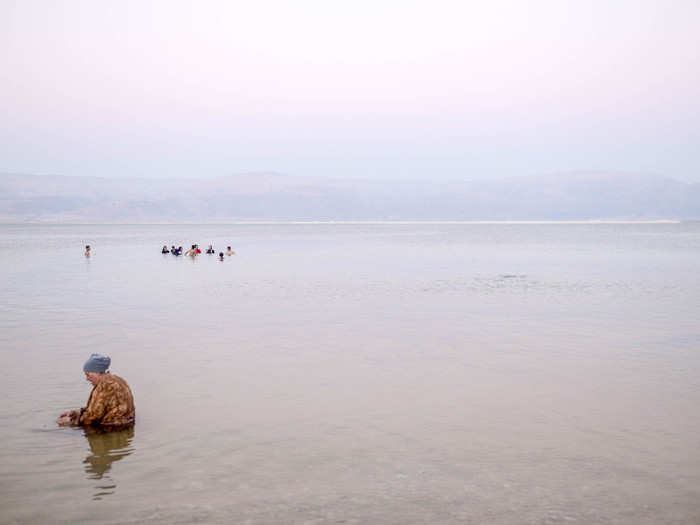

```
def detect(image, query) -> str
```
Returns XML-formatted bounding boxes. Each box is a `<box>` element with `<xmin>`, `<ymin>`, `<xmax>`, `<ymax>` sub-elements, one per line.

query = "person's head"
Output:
<box><xmin>219</xmin><ymin>252</ymin><xmax>224</xmax><ymax>257</ymax></box>
<box><xmin>227</xmin><ymin>246</ymin><xmax>231</xmax><ymax>250</ymax></box>
<box><xmin>83</xmin><ymin>353</ymin><xmax>111</xmax><ymax>385</ymax></box>
<box><xmin>85</xmin><ymin>245</ymin><xmax>90</xmax><ymax>250</ymax></box>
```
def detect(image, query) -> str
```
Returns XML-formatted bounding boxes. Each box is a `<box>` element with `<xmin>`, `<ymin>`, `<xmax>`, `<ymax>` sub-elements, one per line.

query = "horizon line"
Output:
<box><xmin>0</xmin><ymin>220</ymin><xmax>685</xmax><ymax>226</ymax></box>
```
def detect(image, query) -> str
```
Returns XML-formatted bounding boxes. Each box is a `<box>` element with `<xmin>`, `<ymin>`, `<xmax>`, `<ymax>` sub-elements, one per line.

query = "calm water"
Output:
<box><xmin>1</xmin><ymin>223</ymin><xmax>699</xmax><ymax>524</ymax></box>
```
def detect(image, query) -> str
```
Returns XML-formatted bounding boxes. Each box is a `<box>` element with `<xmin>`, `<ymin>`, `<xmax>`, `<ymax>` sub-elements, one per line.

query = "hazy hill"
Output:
<box><xmin>0</xmin><ymin>171</ymin><xmax>698</xmax><ymax>222</ymax></box>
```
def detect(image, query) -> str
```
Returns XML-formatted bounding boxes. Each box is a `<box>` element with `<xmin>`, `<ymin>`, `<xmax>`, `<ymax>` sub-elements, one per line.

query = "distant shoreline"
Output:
<box><xmin>0</xmin><ymin>219</ymin><xmax>686</xmax><ymax>225</ymax></box>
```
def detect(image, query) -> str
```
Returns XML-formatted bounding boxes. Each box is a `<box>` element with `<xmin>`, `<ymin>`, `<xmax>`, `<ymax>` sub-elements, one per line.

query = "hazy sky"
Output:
<box><xmin>1</xmin><ymin>0</ymin><xmax>699</xmax><ymax>181</ymax></box>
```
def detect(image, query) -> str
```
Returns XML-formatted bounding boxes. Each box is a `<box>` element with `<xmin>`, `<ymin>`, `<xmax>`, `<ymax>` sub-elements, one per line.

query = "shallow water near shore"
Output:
<box><xmin>1</xmin><ymin>222</ymin><xmax>699</xmax><ymax>524</ymax></box>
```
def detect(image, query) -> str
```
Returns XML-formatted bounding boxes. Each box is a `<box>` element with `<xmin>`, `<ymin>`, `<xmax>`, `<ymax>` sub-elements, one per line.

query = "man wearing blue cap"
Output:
<box><xmin>57</xmin><ymin>354</ymin><xmax>135</xmax><ymax>430</ymax></box>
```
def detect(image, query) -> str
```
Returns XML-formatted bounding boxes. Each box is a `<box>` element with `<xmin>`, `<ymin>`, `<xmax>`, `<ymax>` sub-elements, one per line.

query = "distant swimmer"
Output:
<box><xmin>226</xmin><ymin>246</ymin><xmax>235</xmax><ymax>256</ymax></box>
<box><xmin>206</xmin><ymin>245</ymin><xmax>215</xmax><ymax>254</ymax></box>
<box><xmin>186</xmin><ymin>245</ymin><xmax>197</xmax><ymax>257</ymax></box>
<box><xmin>161</xmin><ymin>245</ymin><xmax>170</xmax><ymax>254</ymax></box>
<box><xmin>219</xmin><ymin>252</ymin><xmax>224</xmax><ymax>261</ymax></box>
<box><xmin>85</xmin><ymin>245</ymin><xmax>91</xmax><ymax>257</ymax></box>
<box><xmin>57</xmin><ymin>353</ymin><xmax>135</xmax><ymax>432</ymax></box>
<box><xmin>195</xmin><ymin>244</ymin><xmax>202</xmax><ymax>254</ymax></box>
<box><xmin>170</xmin><ymin>245</ymin><xmax>177</xmax><ymax>255</ymax></box>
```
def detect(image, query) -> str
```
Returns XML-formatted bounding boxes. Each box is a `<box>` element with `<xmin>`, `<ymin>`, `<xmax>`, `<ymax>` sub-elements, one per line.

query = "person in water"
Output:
<box><xmin>195</xmin><ymin>244</ymin><xmax>202</xmax><ymax>254</ymax></box>
<box><xmin>161</xmin><ymin>245</ymin><xmax>169</xmax><ymax>254</ymax></box>
<box><xmin>219</xmin><ymin>252</ymin><xmax>224</xmax><ymax>261</ymax></box>
<box><xmin>206</xmin><ymin>244</ymin><xmax>215</xmax><ymax>254</ymax></box>
<box><xmin>225</xmin><ymin>246</ymin><xmax>235</xmax><ymax>256</ymax></box>
<box><xmin>85</xmin><ymin>245</ymin><xmax>91</xmax><ymax>257</ymax></box>
<box><xmin>57</xmin><ymin>354</ymin><xmax>135</xmax><ymax>431</ymax></box>
<box><xmin>186</xmin><ymin>245</ymin><xmax>197</xmax><ymax>257</ymax></box>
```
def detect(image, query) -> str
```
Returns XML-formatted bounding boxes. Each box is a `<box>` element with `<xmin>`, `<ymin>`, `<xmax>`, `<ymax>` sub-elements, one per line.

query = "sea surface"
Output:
<box><xmin>1</xmin><ymin>222</ymin><xmax>699</xmax><ymax>524</ymax></box>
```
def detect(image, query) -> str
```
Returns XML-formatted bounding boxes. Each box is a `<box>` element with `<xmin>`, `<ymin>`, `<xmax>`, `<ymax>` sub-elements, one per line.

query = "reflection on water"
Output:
<box><xmin>82</xmin><ymin>427</ymin><xmax>134</xmax><ymax>500</ymax></box>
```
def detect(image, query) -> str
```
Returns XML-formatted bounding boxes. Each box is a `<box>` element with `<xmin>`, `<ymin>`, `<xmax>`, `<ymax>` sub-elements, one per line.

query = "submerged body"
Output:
<box><xmin>79</xmin><ymin>373</ymin><xmax>135</xmax><ymax>429</ymax></box>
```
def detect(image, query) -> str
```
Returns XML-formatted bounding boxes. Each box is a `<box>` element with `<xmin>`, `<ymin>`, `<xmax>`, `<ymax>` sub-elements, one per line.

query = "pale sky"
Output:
<box><xmin>1</xmin><ymin>0</ymin><xmax>699</xmax><ymax>181</ymax></box>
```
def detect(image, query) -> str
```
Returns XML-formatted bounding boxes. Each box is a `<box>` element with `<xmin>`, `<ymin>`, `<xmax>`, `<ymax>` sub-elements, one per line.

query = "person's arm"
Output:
<box><xmin>57</xmin><ymin>409</ymin><xmax>81</xmax><ymax>426</ymax></box>
<box><xmin>77</xmin><ymin>384</ymin><xmax>109</xmax><ymax>426</ymax></box>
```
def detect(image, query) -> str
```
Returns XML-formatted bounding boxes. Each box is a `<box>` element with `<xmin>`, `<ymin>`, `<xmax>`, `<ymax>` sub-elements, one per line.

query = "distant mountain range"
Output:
<box><xmin>1</xmin><ymin>171</ymin><xmax>698</xmax><ymax>222</ymax></box>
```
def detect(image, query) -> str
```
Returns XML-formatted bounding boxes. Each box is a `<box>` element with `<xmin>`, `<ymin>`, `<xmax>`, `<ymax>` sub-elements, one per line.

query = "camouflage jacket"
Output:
<box><xmin>78</xmin><ymin>374</ymin><xmax>135</xmax><ymax>429</ymax></box>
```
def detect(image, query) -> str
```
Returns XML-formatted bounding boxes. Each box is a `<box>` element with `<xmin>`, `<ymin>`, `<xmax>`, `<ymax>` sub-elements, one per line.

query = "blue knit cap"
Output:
<box><xmin>83</xmin><ymin>353</ymin><xmax>111</xmax><ymax>373</ymax></box>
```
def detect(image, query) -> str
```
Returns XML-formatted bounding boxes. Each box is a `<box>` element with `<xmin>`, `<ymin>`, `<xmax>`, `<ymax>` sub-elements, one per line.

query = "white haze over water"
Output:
<box><xmin>1</xmin><ymin>0</ymin><xmax>700</xmax><ymax>181</ymax></box>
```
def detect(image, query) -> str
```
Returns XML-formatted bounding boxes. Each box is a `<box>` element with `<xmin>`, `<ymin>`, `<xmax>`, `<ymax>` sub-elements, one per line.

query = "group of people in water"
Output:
<box><xmin>84</xmin><ymin>243</ymin><xmax>235</xmax><ymax>260</ymax></box>
<box><xmin>162</xmin><ymin>243</ymin><xmax>235</xmax><ymax>261</ymax></box>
